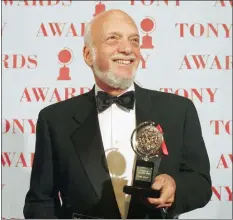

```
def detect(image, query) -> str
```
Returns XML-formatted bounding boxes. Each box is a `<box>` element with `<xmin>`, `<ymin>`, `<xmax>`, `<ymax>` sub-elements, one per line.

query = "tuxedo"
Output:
<box><xmin>23</xmin><ymin>83</ymin><xmax>212</xmax><ymax>219</ymax></box>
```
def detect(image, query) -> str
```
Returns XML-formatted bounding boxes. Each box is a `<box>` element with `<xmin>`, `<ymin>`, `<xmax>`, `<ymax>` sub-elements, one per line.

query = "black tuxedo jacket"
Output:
<box><xmin>23</xmin><ymin>83</ymin><xmax>212</xmax><ymax>219</ymax></box>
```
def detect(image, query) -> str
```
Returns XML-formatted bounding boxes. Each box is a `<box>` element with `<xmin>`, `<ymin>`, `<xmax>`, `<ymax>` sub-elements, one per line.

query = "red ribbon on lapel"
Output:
<box><xmin>156</xmin><ymin>124</ymin><xmax>169</xmax><ymax>155</ymax></box>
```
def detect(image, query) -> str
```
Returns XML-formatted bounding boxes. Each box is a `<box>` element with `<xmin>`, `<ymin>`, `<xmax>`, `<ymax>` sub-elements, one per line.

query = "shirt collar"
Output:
<box><xmin>94</xmin><ymin>82</ymin><xmax>135</xmax><ymax>97</ymax></box>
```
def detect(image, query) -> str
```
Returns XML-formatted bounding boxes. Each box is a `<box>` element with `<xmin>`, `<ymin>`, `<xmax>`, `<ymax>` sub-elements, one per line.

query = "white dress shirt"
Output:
<box><xmin>95</xmin><ymin>83</ymin><xmax>137</xmax><ymax>219</ymax></box>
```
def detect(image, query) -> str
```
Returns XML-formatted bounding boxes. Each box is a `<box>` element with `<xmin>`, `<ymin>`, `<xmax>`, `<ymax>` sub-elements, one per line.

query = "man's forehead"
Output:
<box><xmin>102</xmin><ymin>20</ymin><xmax>138</xmax><ymax>34</ymax></box>
<box><xmin>91</xmin><ymin>11</ymin><xmax>139</xmax><ymax>41</ymax></box>
<box><xmin>103</xmin><ymin>16</ymin><xmax>137</xmax><ymax>26</ymax></box>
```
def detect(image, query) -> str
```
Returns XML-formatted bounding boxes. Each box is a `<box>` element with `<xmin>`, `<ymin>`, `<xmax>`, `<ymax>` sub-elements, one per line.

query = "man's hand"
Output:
<box><xmin>147</xmin><ymin>174</ymin><xmax>176</xmax><ymax>208</ymax></box>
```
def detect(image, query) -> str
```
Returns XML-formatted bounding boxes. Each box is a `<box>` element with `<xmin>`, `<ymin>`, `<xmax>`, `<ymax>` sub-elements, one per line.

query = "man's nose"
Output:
<box><xmin>117</xmin><ymin>40</ymin><xmax>133</xmax><ymax>55</ymax></box>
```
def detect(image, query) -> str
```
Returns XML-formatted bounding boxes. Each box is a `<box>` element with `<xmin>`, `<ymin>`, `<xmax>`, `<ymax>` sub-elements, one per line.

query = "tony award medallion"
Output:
<box><xmin>123</xmin><ymin>121</ymin><xmax>163</xmax><ymax>198</ymax></box>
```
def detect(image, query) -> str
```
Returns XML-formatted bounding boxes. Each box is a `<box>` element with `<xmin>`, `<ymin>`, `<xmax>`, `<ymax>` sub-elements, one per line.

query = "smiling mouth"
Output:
<box><xmin>112</xmin><ymin>59</ymin><xmax>134</xmax><ymax>65</ymax></box>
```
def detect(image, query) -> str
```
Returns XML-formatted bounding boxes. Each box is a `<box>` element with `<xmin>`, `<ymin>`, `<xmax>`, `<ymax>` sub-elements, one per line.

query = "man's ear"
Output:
<box><xmin>83</xmin><ymin>46</ymin><xmax>93</xmax><ymax>67</ymax></box>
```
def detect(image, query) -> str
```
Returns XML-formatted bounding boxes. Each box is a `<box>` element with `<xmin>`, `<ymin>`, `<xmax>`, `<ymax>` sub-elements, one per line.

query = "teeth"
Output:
<box><xmin>114</xmin><ymin>60</ymin><xmax>131</xmax><ymax>65</ymax></box>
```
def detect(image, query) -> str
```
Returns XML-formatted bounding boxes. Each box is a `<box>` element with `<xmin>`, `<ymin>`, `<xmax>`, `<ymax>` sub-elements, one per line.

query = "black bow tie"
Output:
<box><xmin>96</xmin><ymin>91</ymin><xmax>135</xmax><ymax>113</ymax></box>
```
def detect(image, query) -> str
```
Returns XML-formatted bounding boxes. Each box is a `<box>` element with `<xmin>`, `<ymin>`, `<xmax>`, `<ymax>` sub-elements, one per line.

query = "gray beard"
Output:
<box><xmin>92</xmin><ymin>62</ymin><xmax>136</xmax><ymax>90</ymax></box>
<box><xmin>91</xmin><ymin>47</ymin><xmax>137</xmax><ymax>89</ymax></box>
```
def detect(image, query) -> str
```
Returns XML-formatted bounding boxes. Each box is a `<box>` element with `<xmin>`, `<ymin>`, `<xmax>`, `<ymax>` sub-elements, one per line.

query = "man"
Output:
<box><xmin>23</xmin><ymin>10</ymin><xmax>212</xmax><ymax>219</ymax></box>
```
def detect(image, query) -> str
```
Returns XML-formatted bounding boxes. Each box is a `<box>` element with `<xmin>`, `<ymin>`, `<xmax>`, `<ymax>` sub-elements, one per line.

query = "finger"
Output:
<box><xmin>147</xmin><ymin>197</ymin><xmax>160</xmax><ymax>205</ymax></box>
<box><xmin>147</xmin><ymin>197</ymin><xmax>171</xmax><ymax>206</ymax></box>
<box><xmin>147</xmin><ymin>195</ymin><xmax>167</xmax><ymax>206</ymax></box>
<box><xmin>156</xmin><ymin>194</ymin><xmax>174</xmax><ymax>207</ymax></box>
<box><xmin>148</xmin><ymin>185</ymin><xmax>172</xmax><ymax>206</ymax></box>
<box><xmin>160</xmin><ymin>181</ymin><xmax>176</xmax><ymax>202</ymax></box>
<box><xmin>151</xmin><ymin>179</ymin><xmax>165</xmax><ymax>190</ymax></box>
<box><xmin>166</xmin><ymin>196</ymin><xmax>175</xmax><ymax>204</ymax></box>
<box><xmin>155</xmin><ymin>187</ymin><xmax>169</xmax><ymax>203</ymax></box>
<box><xmin>157</xmin><ymin>203</ymin><xmax>172</xmax><ymax>209</ymax></box>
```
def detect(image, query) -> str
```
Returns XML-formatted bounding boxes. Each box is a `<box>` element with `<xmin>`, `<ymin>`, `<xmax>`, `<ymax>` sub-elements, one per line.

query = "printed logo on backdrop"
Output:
<box><xmin>35</xmin><ymin>1</ymin><xmax>105</xmax><ymax>37</ymax></box>
<box><xmin>2</xmin><ymin>54</ymin><xmax>38</xmax><ymax>69</ymax></box>
<box><xmin>210</xmin><ymin>120</ymin><xmax>232</xmax><ymax>135</ymax></box>
<box><xmin>129</xmin><ymin>0</ymin><xmax>183</xmax><ymax>70</ymax></box>
<box><xmin>139</xmin><ymin>17</ymin><xmax>156</xmax><ymax>69</ymax></box>
<box><xmin>18</xmin><ymin>47</ymin><xmax>88</xmax><ymax>103</ymax></box>
<box><xmin>93</xmin><ymin>1</ymin><xmax>106</xmax><ymax>17</ymax></box>
<box><xmin>214</xmin><ymin>0</ymin><xmax>233</xmax><ymax>7</ymax></box>
<box><xmin>57</xmin><ymin>48</ymin><xmax>74</xmax><ymax>80</ymax></box>
<box><xmin>1</xmin><ymin>152</ymin><xmax>35</xmax><ymax>168</ymax></box>
<box><xmin>216</xmin><ymin>153</ymin><xmax>232</xmax><ymax>169</ymax></box>
<box><xmin>2</xmin><ymin>119</ymin><xmax>36</xmax><ymax>134</ymax></box>
<box><xmin>211</xmin><ymin>186</ymin><xmax>232</xmax><ymax>201</ymax></box>
<box><xmin>159</xmin><ymin>88</ymin><xmax>218</xmax><ymax>103</ymax></box>
<box><xmin>37</xmin><ymin>22</ymin><xmax>85</xmax><ymax>37</ymax></box>
<box><xmin>17</xmin><ymin>48</ymin><xmax>88</xmax><ymax>103</ymax></box>
<box><xmin>20</xmin><ymin>87</ymin><xmax>91</xmax><ymax>103</ymax></box>
<box><xmin>176</xmin><ymin>23</ymin><xmax>232</xmax><ymax>38</ymax></box>
<box><xmin>140</xmin><ymin>17</ymin><xmax>155</xmax><ymax>49</ymax></box>
<box><xmin>128</xmin><ymin>0</ymin><xmax>232</xmax><ymax>7</ymax></box>
<box><xmin>130</xmin><ymin>0</ymin><xmax>181</xmax><ymax>6</ymax></box>
<box><xmin>2</xmin><ymin>0</ymin><xmax>72</xmax><ymax>6</ymax></box>
<box><xmin>179</xmin><ymin>55</ymin><xmax>232</xmax><ymax>71</ymax></box>
<box><xmin>176</xmin><ymin>22</ymin><xmax>232</xmax><ymax>71</ymax></box>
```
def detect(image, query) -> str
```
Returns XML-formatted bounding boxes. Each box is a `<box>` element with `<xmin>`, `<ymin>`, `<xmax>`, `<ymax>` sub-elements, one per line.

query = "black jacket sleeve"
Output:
<box><xmin>168</xmin><ymin>99</ymin><xmax>212</xmax><ymax>218</ymax></box>
<box><xmin>23</xmin><ymin>110</ymin><xmax>61</xmax><ymax>219</ymax></box>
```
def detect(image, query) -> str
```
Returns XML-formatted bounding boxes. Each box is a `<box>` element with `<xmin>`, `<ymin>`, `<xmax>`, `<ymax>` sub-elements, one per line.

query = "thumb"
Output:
<box><xmin>152</xmin><ymin>178</ymin><xmax>165</xmax><ymax>190</ymax></box>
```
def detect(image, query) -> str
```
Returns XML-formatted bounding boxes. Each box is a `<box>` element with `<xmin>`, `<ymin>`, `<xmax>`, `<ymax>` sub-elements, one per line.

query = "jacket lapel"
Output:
<box><xmin>135</xmin><ymin>83</ymin><xmax>155</xmax><ymax>126</ymax></box>
<box><xmin>71</xmin><ymin>86</ymin><xmax>120</xmax><ymax>218</ymax></box>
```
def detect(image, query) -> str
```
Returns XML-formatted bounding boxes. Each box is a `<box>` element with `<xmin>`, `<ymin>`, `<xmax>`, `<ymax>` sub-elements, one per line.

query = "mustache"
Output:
<box><xmin>111</xmin><ymin>54</ymin><xmax>136</xmax><ymax>61</ymax></box>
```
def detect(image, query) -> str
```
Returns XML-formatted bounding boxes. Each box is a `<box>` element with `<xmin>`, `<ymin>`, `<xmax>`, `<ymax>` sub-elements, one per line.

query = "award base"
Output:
<box><xmin>123</xmin><ymin>185</ymin><xmax>160</xmax><ymax>198</ymax></box>
<box><xmin>123</xmin><ymin>159</ymin><xmax>160</xmax><ymax>198</ymax></box>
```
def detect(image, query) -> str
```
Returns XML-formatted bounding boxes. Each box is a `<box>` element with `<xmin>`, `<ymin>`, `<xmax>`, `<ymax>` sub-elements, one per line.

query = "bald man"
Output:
<box><xmin>24</xmin><ymin>10</ymin><xmax>212</xmax><ymax>219</ymax></box>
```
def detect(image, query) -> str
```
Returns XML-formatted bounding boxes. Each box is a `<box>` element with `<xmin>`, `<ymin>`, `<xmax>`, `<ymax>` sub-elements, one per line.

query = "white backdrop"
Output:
<box><xmin>2</xmin><ymin>0</ymin><xmax>232</xmax><ymax>219</ymax></box>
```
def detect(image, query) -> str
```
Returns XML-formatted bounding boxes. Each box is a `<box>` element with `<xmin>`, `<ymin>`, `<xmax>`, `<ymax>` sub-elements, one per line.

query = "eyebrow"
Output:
<box><xmin>107</xmin><ymin>32</ymin><xmax>140</xmax><ymax>38</ymax></box>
